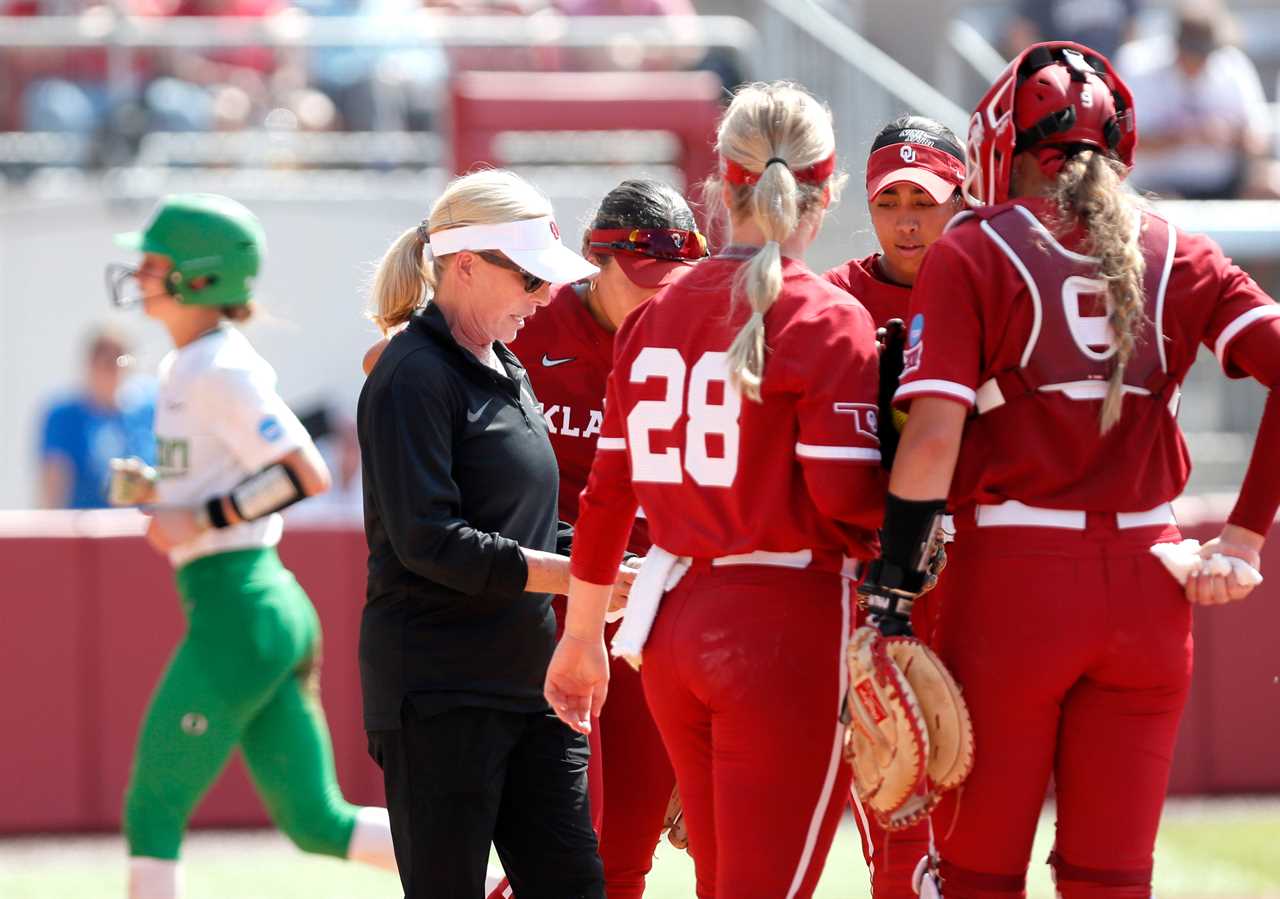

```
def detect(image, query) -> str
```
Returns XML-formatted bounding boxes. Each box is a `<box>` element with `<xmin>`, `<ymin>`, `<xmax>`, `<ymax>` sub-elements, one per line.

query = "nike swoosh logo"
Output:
<box><xmin>541</xmin><ymin>354</ymin><xmax>575</xmax><ymax>368</ymax></box>
<box><xmin>467</xmin><ymin>399</ymin><xmax>492</xmax><ymax>423</ymax></box>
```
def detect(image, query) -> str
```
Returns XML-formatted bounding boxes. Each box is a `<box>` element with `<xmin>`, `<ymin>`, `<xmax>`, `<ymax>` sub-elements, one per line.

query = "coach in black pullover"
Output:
<box><xmin>358</xmin><ymin>299</ymin><xmax>605</xmax><ymax>898</ymax></box>
<box><xmin>358</xmin><ymin>302</ymin><xmax>569</xmax><ymax>730</ymax></box>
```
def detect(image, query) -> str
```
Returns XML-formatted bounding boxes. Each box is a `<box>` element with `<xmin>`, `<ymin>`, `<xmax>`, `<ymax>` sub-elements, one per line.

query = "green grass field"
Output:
<box><xmin>3</xmin><ymin>799</ymin><xmax>1278</xmax><ymax>898</ymax></box>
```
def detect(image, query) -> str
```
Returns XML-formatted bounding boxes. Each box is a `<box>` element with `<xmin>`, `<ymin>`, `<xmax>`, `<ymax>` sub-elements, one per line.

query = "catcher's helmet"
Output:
<box><xmin>111</xmin><ymin>193</ymin><xmax>266</xmax><ymax>307</ymax></box>
<box><xmin>963</xmin><ymin>41</ymin><xmax>1137</xmax><ymax>207</ymax></box>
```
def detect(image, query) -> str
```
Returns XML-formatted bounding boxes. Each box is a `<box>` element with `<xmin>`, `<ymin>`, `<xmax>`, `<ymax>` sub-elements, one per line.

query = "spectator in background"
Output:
<box><xmin>1117</xmin><ymin>0</ymin><xmax>1277</xmax><ymax>200</ymax></box>
<box><xmin>425</xmin><ymin>0</ymin><xmax>561</xmax><ymax>73</ymax></box>
<box><xmin>0</xmin><ymin>0</ymin><xmax>154</xmax><ymax>149</ymax></box>
<box><xmin>553</xmin><ymin>0</ymin><xmax>703</xmax><ymax>74</ymax></box>
<box><xmin>1005</xmin><ymin>0</ymin><xmax>1140</xmax><ymax>61</ymax></box>
<box><xmin>38</xmin><ymin>327</ymin><xmax>155</xmax><ymax>508</ymax></box>
<box><xmin>290</xmin><ymin>403</ymin><xmax>364</xmax><ymax>516</ymax></box>
<box><xmin>296</xmin><ymin>0</ymin><xmax>448</xmax><ymax>132</ymax></box>
<box><xmin>140</xmin><ymin>0</ymin><xmax>337</xmax><ymax>133</ymax></box>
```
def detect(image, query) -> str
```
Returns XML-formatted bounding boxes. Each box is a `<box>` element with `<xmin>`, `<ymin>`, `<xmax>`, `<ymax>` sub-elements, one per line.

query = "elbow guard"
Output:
<box><xmin>206</xmin><ymin>461</ymin><xmax>307</xmax><ymax>528</ymax></box>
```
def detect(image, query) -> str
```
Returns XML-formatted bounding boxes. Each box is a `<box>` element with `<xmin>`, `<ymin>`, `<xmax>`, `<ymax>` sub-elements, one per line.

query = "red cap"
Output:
<box><xmin>866</xmin><ymin>142</ymin><xmax>966</xmax><ymax>203</ymax></box>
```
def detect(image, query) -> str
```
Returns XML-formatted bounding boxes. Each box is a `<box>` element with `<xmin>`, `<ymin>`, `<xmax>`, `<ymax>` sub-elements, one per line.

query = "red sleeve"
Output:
<box><xmin>893</xmin><ymin>237</ymin><xmax>983</xmax><ymax>410</ymax></box>
<box><xmin>771</xmin><ymin>297</ymin><xmax>886</xmax><ymax>531</ymax></box>
<box><xmin>1220</xmin><ymin>319</ymin><xmax>1280</xmax><ymax>535</ymax></box>
<box><xmin>823</xmin><ymin>262</ymin><xmax>853</xmax><ymax>296</ymax></box>
<box><xmin>570</xmin><ymin>359</ymin><xmax>639</xmax><ymax>586</ymax></box>
<box><xmin>1191</xmin><ymin>233</ymin><xmax>1280</xmax><ymax>377</ymax></box>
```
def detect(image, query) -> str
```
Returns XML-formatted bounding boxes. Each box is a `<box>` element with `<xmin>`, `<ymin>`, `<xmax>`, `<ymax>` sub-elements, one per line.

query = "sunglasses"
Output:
<box><xmin>475</xmin><ymin>251</ymin><xmax>548</xmax><ymax>293</ymax></box>
<box><xmin>588</xmin><ymin>228</ymin><xmax>709</xmax><ymax>261</ymax></box>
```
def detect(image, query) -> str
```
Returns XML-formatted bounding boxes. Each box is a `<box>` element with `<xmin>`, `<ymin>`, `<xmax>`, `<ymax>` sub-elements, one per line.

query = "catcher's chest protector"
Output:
<box><xmin>971</xmin><ymin>203</ymin><xmax>1176</xmax><ymax>410</ymax></box>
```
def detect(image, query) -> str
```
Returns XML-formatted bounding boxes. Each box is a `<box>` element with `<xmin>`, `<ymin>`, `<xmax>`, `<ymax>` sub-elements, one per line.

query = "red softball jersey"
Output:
<box><xmin>510</xmin><ymin>283</ymin><xmax>650</xmax><ymax>556</ymax></box>
<box><xmin>824</xmin><ymin>253</ymin><xmax>912</xmax><ymax>327</ymax></box>
<box><xmin>895</xmin><ymin>197</ymin><xmax>1280</xmax><ymax>514</ymax></box>
<box><xmin>570</xmin><ymin>253</ymin><xmax>886</xmax><ymax>586</ymax></box>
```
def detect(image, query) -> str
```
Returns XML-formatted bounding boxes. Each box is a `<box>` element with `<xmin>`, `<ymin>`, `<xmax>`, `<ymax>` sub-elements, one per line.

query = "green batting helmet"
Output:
<box><xmin>114</xmin><ymin>194</ymin><xmax>266</xmax><ymax>306</ymax></box>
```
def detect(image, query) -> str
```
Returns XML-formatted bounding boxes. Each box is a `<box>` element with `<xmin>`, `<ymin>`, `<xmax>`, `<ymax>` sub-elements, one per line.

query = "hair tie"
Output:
<box><xmin>722</xmin><ymin>152</ymin><xmax>836</xmax><ymax>187</ymax></box>
<box><xmin>416</xmin><ymin>222</ymin><xmax>431</xmax><ymax>243</ymax></box>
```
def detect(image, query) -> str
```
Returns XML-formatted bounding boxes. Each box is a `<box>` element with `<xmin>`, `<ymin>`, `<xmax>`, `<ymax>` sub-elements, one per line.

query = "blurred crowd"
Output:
<box><xmin>0</xmin><ymin>0</ymin><xmax>734</xmax><ymax>161</ymax></box>
<box><xmin>4</xmin><ymin>0</ymin><xmax>1278</xmax><ymax>200</ymax></box>
<box><xmin>1005</xmin><ymin>0</ymin><xmax>1280</xmax><ymax>199</ymax></box>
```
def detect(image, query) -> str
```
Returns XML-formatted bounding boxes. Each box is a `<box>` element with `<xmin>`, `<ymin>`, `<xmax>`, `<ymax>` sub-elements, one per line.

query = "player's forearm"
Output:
<box><xmin>1227</xmin><ymin>388</ymin><xmax>1280</xmax><ymax>539</ymax></box>
<box><xmin>887</xmin><ymin>398</ymin><xmax>967</xmax><ymax>500</ymax></box>
<box><xmin>563</xmin><ymin>576</ymin><xmax>612</xmax><ymax>641</ymax></box>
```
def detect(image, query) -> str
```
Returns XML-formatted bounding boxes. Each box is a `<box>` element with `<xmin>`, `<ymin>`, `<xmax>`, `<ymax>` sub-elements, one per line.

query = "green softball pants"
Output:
<box><xmin>123</xmin><ymin>547</ymin><xmax>358</xmax><ymax>860</ymax></box>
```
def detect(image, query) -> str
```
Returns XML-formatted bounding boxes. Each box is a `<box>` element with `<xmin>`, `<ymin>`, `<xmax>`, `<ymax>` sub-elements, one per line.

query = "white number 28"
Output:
<box><xmin>625</xmin><ymin>347</ymin><xmax>742</xmax><ymax>486</ymax></box>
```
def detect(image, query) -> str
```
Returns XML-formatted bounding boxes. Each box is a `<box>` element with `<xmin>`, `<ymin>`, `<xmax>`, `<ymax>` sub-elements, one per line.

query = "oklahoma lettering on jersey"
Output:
<box><xmin>824</xmin><ymin>253</ymin><xmax>912</xmax><ymax>328</ymax></box>
<box><xmin>509</xmin><ymin>282</ymin><xmax>649</xmax><ymax>554</ymax></box>
<box><xmin>897</xmin><ymin>197</ymin><xmax>1280</xmax><ymax>513</ymax></box>
<box><xmin>570</xmin><ymin>255</ymin><xmax>886</xmax><ymax>586</ymax></box>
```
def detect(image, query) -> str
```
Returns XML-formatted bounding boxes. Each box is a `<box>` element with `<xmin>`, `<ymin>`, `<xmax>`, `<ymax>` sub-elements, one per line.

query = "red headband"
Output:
<box><xmin>721</xmin><ymin>152</ymin><xmax>836</xmax><ymax>187</ymax></box>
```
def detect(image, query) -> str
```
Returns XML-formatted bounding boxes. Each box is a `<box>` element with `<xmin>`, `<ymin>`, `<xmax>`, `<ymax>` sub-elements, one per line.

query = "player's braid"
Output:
<box><xmin>728</xmin><ymin>156</ymin><xmax>796</xmax><ymax>401</ymax></box>
<box><xmin>1052</xmin><ymin>149</ymin><xmax>1146</xmax><ymax>433</ymax></box>
<box><xmin>715</xmin><ymin>83</ymin><xmax>842</xmax><ymax>402</ymax></box>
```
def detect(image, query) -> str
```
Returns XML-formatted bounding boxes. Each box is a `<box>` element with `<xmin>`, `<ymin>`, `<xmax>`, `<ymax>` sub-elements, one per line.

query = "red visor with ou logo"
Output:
<box><xmin>866</xmin><ymin>142</ymin><xmax>966</xmax><ymax>204</ymax></box>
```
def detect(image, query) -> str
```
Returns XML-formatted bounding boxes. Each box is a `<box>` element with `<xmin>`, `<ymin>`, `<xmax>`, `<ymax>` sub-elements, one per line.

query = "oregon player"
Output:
<box><xmin>106</xmin><ymin>194</ymin><xmax>396</xmax><ymax>899</ymax></box>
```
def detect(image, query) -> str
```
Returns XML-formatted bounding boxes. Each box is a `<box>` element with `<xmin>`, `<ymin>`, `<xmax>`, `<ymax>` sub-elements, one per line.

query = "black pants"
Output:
<box><xmin>367</xmin><ymin>703</ymin><xmax>604</xmax><ymax>899</ymax></box>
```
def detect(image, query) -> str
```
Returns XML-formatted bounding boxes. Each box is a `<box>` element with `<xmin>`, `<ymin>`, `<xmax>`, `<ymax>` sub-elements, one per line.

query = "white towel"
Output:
<box><xmin>610</xmin><ymin>545</ymin><xmax>690</xmax><ymax>671</ymax></box>
<box><xmin>1150</xmin><ymin>539</ymin><xmax>1263</xmax><ymax>589</ymax></box>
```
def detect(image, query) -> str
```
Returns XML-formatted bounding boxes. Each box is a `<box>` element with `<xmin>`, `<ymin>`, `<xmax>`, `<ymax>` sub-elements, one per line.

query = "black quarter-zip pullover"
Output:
<box><xmin>357</xmin><ymin>303</ymin><xmax>569</xmax><ymax>730</ymax></box>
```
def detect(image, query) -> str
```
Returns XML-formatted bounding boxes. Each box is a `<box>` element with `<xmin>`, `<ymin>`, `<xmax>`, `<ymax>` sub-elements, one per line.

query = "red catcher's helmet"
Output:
<box><xmin>963</xmin><ymin>41</ymin><xmax>1137</xmax><ymax>207</ymax></box>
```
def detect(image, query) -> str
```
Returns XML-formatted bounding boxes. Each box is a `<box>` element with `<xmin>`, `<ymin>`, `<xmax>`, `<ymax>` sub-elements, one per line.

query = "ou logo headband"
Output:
<box><xmin>900</xmin><ymin>145</ymin><xmax>918</xmax><ymax>164</ymax></box>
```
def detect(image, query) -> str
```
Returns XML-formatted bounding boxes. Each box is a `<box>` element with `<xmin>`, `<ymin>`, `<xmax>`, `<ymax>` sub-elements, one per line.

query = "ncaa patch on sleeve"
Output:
<box><xmin>908</xmin><ymin>313</ymin><xmax>925</xmax><ymax>347</ymax></box>
<box><xmin>903</xmin><ymin>314</ymin><xmax>925</xmax><ymax>376</ymax></box>
<box><xmin>258</xmin><ymin>416</ymin><xmax>284</xmax><ymax>442</ymax></box>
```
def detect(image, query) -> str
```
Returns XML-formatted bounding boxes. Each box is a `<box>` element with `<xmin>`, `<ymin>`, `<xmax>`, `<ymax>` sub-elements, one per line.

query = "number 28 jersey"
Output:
<box><xmin>570</xmin><ymin>254</ymin><xmax>886</xmax><ymax>586</ymax></box>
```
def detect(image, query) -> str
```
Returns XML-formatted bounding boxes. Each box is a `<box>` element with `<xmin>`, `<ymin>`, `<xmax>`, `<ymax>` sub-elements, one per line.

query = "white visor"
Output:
<box><xmin>428</xmin><ymin>215</ymin><xmax>598</xmax><ymax>284</ymax></box>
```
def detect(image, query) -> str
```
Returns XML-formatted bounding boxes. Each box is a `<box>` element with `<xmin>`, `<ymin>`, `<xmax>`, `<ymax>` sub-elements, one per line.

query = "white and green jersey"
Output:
<box><xmin>153</xmin><ymin>325</ymin><xmax>310</xmax><ymax>568</ymax></box>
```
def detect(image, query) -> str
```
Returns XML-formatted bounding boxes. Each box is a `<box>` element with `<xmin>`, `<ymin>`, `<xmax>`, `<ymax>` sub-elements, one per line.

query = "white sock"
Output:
<box><xmin>128</xmin><ymin>857</ymin><xmax>181</xmax><ymax>899</ymax></box>
<box><xmin>347</xmin><ymin>806</ymin><xmax>398</xmax><ymax>872</ymax></box>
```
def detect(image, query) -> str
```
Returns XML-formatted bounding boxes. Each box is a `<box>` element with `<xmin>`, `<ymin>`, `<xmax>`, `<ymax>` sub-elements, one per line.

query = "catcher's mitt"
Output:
<box><xmin>844</xmin><ymin>626</ymin><xmax>928</xmax><ymax>822</ymax></box>
<box><xmin>662</xmin><ymin>786</ymin><xmax>688</xmax><ymax>851</ymax></box>
<box><xmin>844</xmin><ymin>627</ymin><xmax>974</xmax><ymax>830</ymax></box>
<box><xmin>883</xmin><ymin>636</ymin><xmax>973</xmax><ymax>791</ymax></box>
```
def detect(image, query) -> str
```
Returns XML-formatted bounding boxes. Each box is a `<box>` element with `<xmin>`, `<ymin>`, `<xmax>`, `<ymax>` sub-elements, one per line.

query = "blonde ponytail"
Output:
<box><xmin>369</xmin><ymin>226</ymin><xmax>432</xmax><ymax>335</ymax></box>
<box><xmin>710</xmin><ymin>82</ymin><xmax>843</xmax><ymax>401</ymax></box>
<box><xmin>1051</xmin><ymin>149</ymin><xmax>1146</xmax><ymax>433</ymax></box>
<box><xmin>368</xmin><ymin>168</ymin><xmax>554</xmax><ymax>335</ymax></box>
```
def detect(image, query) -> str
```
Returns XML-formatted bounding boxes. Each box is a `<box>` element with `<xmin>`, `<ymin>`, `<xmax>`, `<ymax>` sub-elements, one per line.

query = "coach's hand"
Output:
<box><xmin>545</xmin><ymin>632</ymin><xmax>610</xmax><ymax>735</ymax></box>
<box><xmin>1187</xmin><ymin>525</ymin><xmax>1264</xmax><ymax>606</ymax></box>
